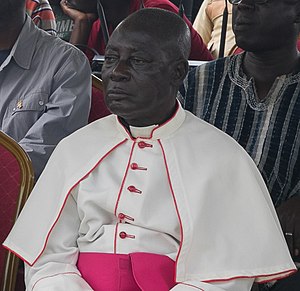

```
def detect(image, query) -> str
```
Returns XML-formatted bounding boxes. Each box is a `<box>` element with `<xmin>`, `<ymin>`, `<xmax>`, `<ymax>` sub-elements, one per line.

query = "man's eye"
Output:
<box><xmin>131</xmin><ymin>58</ymin><xmax>148</xmax><ymax>65</ymax></box>
<box><xmin>104</xmin><ymin>56</ymin><xmax>118</xmax><ymax>64</ymax></box>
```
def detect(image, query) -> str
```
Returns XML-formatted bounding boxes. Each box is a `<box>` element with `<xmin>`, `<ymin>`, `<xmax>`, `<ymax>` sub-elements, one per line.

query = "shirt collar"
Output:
<box><xmin>0</xmin><ymin>16</ymin><xmax>39</xmax><ymax>71</ymax></box>
<box><xmin>116</xmin><ymin>100</ymin><xmax>186</xmax><ymax>140</ymax></box>
<box><xmin>129</xmin><ymin>124</ymin><xmax>158</xmax><ymax>138</ymax></box>
<box><xmin>229</xmin><ymin>52</ymin><xmax>300</xmax><ymax>87</ymax></box>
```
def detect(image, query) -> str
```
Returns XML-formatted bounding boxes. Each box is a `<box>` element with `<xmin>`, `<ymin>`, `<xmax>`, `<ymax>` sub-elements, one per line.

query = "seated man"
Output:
<box><xmin>0</xmin><ymin>0</ymin><xmax>91</xmax><ymax>178</ymax></box>
<box><xmin>179</xmin><ymin>0</ymin><xmax>300</xmax><ymax>289</ymax></box>
<box><xmin>26</xmin><ymin>0</ymin><xmax>57</xmax><ymax>35</ymax></box>
<box><xmin>193</xmin><ymin>0</ymin><xmax>236</xmax><ymax>58</ymax></box>
<box><xmin>59</xmin><ymin>0</ymin><xmax>214</xmax><ymax>61</ymax></box>
<box><xmin>4</xmin><ymin>8</ymin><xmax>296</xmax><ymax>291</ymax></box>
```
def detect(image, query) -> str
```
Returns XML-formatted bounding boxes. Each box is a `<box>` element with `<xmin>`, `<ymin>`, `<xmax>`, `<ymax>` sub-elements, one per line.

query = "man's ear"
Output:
<box><xmin>171</xmin><ymin>59</ymin><xmax>189</xmax><ymax>86</ymax></box>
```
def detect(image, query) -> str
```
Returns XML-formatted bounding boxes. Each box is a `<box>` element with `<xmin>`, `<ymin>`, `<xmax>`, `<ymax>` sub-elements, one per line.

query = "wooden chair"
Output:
<box><xmin>92</xmin><ymin>73</ymin><xmax>104</xmax><ymax>92</ymax></box>
<box><xmin>89</xmin><ymin>74</ymin><xmax>111</xmax><ymax>123</ymax></box>
<box><xmin>0</xmin><ymin>131</ymin><xmax>34</xmax><ymax>291</ymax></box>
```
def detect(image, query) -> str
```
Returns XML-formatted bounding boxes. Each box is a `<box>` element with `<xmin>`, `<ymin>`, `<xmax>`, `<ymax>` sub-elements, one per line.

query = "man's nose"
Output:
<box><xmin>110</xmin><ymin>60</ymin><xmax>130</xmax><ymax>82</ymax></box>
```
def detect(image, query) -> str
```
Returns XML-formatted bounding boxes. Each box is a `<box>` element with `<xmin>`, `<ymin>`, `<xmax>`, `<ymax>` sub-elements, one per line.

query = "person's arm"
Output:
<box><xmin>24</xmin><ymin>193</ymin><xmax>93</xmax><ymax>291</ymax></box>
<box><xmin>193</xmin><ymin>0</ymin><xmax>212</xmax><ymax>46</ymax></box>
<box><xmin>59</xmin><ymin>0</ymin><xmax>98</xmax><ymax>46</ymax></box>
<box><xmin>19</xmin><ymin>48</ymin><xmax>91</xmax><ymax>178</ymax></box>
<box><xmin>187</xmin><ymin>13</ymin><xmax>214</xmax><ymax>61</ymax></box>
<box><xmin>26</xmin><ymin>0</ymin><xmax>57</xmax><ymax>35</ymax></box>
<box><xmin>276</xmin><ymin>195</ymin><xmax>300</xmax><ymax>263</ymax></box>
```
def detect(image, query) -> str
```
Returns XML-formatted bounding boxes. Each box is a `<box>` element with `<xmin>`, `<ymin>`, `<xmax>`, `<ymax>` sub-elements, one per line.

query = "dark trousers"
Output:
<box><xmin>270</xmin><ymin>270</ymin><xmax>300</xmax><ymax>291</ymax></box>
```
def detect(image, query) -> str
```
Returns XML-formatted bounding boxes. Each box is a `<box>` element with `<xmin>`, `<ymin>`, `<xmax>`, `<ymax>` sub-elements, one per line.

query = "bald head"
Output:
<box><xmin>112</xmin><ymin>8</ymin><xmax>191</xmax><ymax>60</ymax></box>
<box><xmin>102</xmin><ymin>8</ymin><xmax>191</xmax><ymax>127</ymax></box>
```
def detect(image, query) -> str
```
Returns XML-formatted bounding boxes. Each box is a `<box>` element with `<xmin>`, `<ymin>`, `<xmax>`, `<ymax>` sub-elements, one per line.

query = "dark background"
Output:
<box><xmin>170</xmin><ymin>0</ymin><xmax>203</xmax><ymax>22</ymax></box>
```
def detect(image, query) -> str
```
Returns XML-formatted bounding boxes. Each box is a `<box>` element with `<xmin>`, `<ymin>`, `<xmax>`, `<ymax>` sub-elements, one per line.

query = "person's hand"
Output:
<box><xmin>276</xmin><ymin>195</ymin><xmax>300</xmax><ymax>261</ymax></box>
<box><xmin>60</xmin><ymin>0</ymin><xmax>97</xmax><ymax>23</ymax></box>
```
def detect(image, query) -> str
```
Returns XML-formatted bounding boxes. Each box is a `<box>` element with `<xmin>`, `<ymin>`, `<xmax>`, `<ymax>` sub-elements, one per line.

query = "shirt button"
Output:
<box><xmin>137</xmin><ymin>141</ymin><xmax>153</xmax><ymax>149</ymax></box>
<box><xmin>130</xmin><ymin>163</ymin><xmax>139</xmax><ymax>170</ymax></box>
<box><xmin>127</xmin><ymin>185</ymin><xmax>142</xmax><ymax>194</ymax></box>
<box><xmin>119</xmin><ymin>231</ymin><xmax>127</xmax><ymax>239</ymax></box>
<box><xmin>118</xmin><ymin>213</ymin><xmax>125</xmax><ymax>220</ymax></box>
<box><xmin>38</xmin><ymin>100</ymin><xmax>44</xmax><ymax>106</ymax></box>
<box><xmin>130</xmin><ymin>163</ymin><xmax>147</xmax><ymax>171</ymax></box>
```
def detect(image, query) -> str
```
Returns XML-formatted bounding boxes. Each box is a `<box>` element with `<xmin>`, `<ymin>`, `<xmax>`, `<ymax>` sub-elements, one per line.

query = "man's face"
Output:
<box><xmin>0</xmin><ymin>0</ymin><xmax>15</xmax><ymax>20</ymax></box>
<box><xmin>0</xmin><ymin>0</ymin><xmax>25</xmax><ymax>24</ymax></box>
<box><xmin>101</xmin><ymin>29</ymin><xmax>177</xmax><ymax>127</ymax></box>
<box><xmin>232</xmin><ymin>0</ymin><xmax>299</xmax><ymax>52</ymax></box>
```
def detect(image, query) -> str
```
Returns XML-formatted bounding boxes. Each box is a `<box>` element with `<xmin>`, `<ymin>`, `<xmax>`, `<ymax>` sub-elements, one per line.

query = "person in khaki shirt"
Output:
<box><xmin>193</xmin><ymin>0</ymin><xmax>237</xmax><ymax>58</ymax></box>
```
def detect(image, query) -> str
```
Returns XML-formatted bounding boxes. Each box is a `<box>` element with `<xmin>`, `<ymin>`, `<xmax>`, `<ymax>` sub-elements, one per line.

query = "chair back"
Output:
<box><xmin>0</xmin><ymin>131</ymin><xmax>34</xmax><ymax>291</ymax></box>
<box><xmin>89</xmin><ymin>74</ymin><xmax>111</xmax><ymax>123</ymax></box>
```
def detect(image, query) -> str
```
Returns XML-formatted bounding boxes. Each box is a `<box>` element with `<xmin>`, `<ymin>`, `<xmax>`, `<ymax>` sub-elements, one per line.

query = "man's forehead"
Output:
<box><xmin>111</xmin><ymin>28</ymin><xmax>157</xmax><ymax>42</ymax></box>
<box><xmin>107</xmin><ymin>29</ymin><xmax>161</xmax><ymax>51</ymax></box>
<box><xmin>105</xmin><ymin>42</ymin><xmax>163</xmax><ymax>60</ymax></box>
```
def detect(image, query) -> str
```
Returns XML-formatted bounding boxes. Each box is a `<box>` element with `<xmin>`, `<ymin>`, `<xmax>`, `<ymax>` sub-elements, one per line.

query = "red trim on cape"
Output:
<box><xmin>113</xmin><ymin>142</ymin><xmax>136</xmax><ymax>215</ymax></box>
<box><xmin>158</xmin><ymin>139</ymin><xmax>184</xmax><ymax>284</ymax></box>
<box><xmin>202</xmin><ymin>268</ymin><xmax>297</xmax><ymax>284</ymax></box>
<box><xmin>3</xmin><ymin>139</ymin><xmax>128</xmax><ymax>267</ymax></box>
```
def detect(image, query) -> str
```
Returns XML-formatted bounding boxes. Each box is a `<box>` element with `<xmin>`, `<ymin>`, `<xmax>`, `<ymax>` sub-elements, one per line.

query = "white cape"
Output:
<box><xmin>4</xmin><ymin>105</ymin><xmax>296</xmax><ymax>283</ymax></box>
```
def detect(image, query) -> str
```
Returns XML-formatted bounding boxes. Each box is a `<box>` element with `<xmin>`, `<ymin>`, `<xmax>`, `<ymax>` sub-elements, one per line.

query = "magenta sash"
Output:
<box><xmin>77</xmin><ymin>252</ymin><xmax>176</xmax><ymax>291</ymax></box>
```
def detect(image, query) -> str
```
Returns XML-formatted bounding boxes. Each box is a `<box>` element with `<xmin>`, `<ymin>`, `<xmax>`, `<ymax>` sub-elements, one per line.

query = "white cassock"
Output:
<box><xmin>4</xmin><ymin>103</ymin><xmax>296</xmax><ymax>291</ymax></box>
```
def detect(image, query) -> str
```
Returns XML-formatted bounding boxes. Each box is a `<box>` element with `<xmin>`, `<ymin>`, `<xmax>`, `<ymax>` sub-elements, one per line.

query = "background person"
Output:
<box><xmin>179</xmin><ymin>0</ymin><xmax>300</xmax><ymax>289</ymax></box>
<box><xmin>59</xmin><ymin>0</ymin><xmax>214</xmax><ymax>61</ymax></box>
<box><xmin>0</xmin><ymin>0</ymin><xmax>91</xmax><ymax>178</ymax></box>
<box><xmin>193</xmin><ymin>0</ymin><xmax>236</xmax><ymax>58</ymax></box>
<box><xmin>26</xmin><ymin>0</ymin><xmax>57</xmax><ymax>35</ymax></box>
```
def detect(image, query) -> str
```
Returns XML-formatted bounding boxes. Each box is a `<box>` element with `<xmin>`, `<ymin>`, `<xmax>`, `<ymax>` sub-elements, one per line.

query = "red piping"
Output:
<box><xmin>6</xmin><ymin>139</ymin><xmax>128</xmax><ymax>267</ymax></box>
<box><xmin>202</xmin><ymin>268</ymin><xmax>297</xmax><ymax>284</ymax></box>
<box><xmin>113</xmin><ymin>223</ymin><xmax>119</xmax><ymax>254</ymax></box>
<box><xmin>158</xmin><ymin>140</ymin><xmax>184</xmax><ymax>284</ymax></box>
<box><xmin>2</xmin><ymin>245</ymin><xmax>32</xmax><ymax>266</ymax></box>
<box><xmin>3</xmin><ymin>241</ymin><xmax>296</xmax><ymax>286</ymax></box>
<box><xmin>179</xmin><ymin>282</ymin><xmax>204</xmax><ymax>290</ymax></box>
<box><xmin>113</xmin><ymin>142</ymin><xmax>136</xmax><ymax>215</ymax></box>
<box><xmin>257</xmin><ymin>269</ymin><xmax>297</xmax><ymax>283</ymax></box>
<box><xmin>156</xmin><ymin>140</ymin><xmax>296</xmax><ymax>287</ymax></box>
<box><xmin>32</xmin><ymin>272</ymin><xmax>80</xmax><ymax>290</ymax></box>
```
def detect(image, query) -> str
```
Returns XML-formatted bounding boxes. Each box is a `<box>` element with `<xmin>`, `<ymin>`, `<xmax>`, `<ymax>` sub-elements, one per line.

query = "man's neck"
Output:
<box><xmin>242</xmin><ymin>47</ymin><xmax>300</xmax><ymax>100</ymax></box>
<box><xmin>0</xmin><ymin>18</ymin><xmax>24</xmax><ymax>50</ymax></box>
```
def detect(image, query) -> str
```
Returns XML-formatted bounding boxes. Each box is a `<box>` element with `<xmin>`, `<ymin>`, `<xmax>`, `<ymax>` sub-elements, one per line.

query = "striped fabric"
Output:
<box><xmin>180</xmin><ymin>53</ymin><xmax>300</xmax><ymax>207</ymax></box>
<box><xmin>26</xmin><ymin>0</ymin><xmax>57</xmax><ymax>35</ymax></box>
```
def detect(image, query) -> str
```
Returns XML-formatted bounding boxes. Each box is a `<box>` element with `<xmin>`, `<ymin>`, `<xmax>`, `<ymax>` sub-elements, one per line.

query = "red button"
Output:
<box><xmin>119</xmin><ymin>231</ymin><xmax>127</xmax><ymax>239</ymax></box>
<box><xmin>130</xmin><ymin>163</ymin><xmax>147</xmax><ymax>171</ymax></box>
<box><xmin>118</xmin><ymin>213</ymin><xmax>134</xmax><ymax>222</ymax></box>
<box><xmin>138</xmin><ymin>141</ymin><xmax>153</xmax><ymax>149</ymax></box>
<box><xmin>127</xmin><ymin>185</ymin><xmax>142</xmax><ymax>194</ymax></box>
<box><xmin>131</xmin><ymin>163</ymin><xmax>139</xmax><ymax>170</ymax></box>
<box><xmin>118</xmin><ymin>213</ymin><xmax>125</xmax><ymax>220</ymax></box>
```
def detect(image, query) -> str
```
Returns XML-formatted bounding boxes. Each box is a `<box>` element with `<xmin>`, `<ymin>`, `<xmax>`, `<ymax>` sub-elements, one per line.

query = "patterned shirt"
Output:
<box><xmin>26</xmin><ymin>0</ymin><xmax>57</xmax><ymax>35</ymax></box>
<box><xmin>179</xmin><ymin>53</ymin><xmax>300</xmax><ymax>207</ymax></box>
<box><xmin>51</xmin><ymin>4</ymin><xmax>73</xmax><ymax>41</ymax></box>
